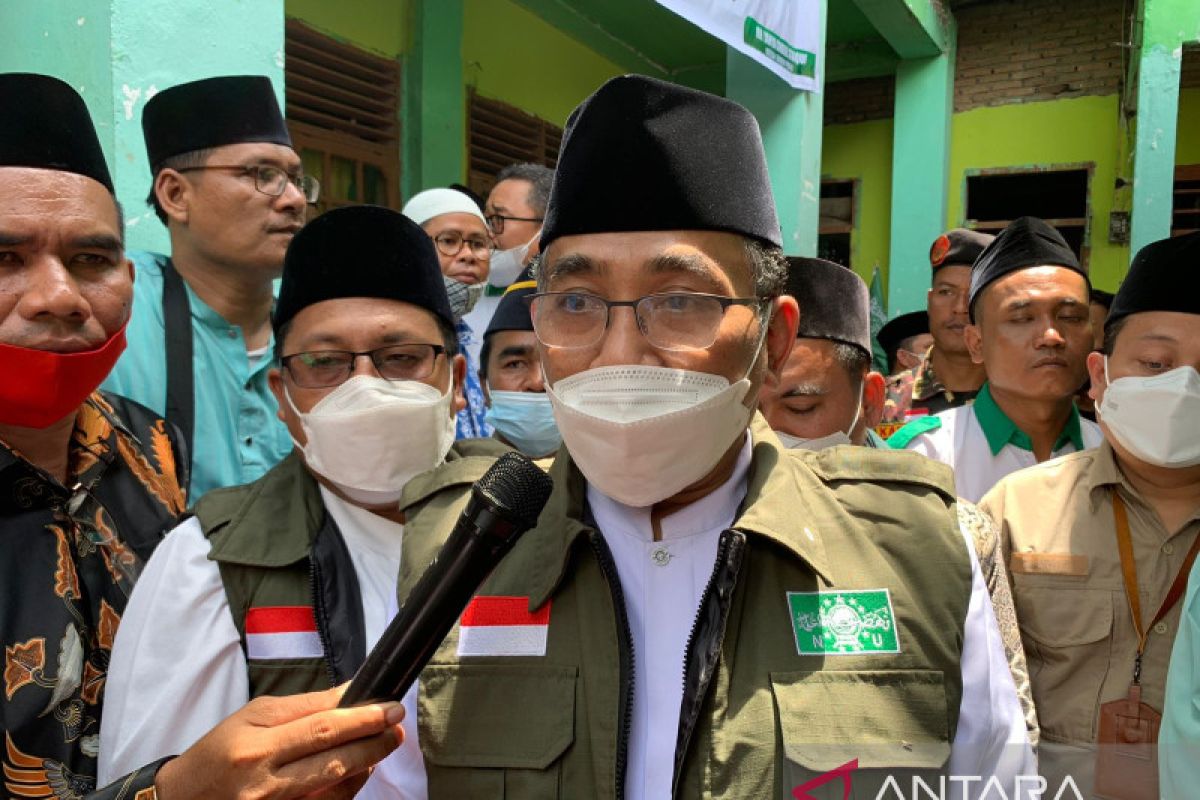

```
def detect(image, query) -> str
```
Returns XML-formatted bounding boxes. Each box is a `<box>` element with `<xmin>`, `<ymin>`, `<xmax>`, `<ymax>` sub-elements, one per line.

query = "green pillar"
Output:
<box><xmin>0</xmin><ymin>1</ymin><xmax>285</xmax><ymax>254</ymax></box>
<box><xmin>724</xmin><ymin>0</ymin><xmax>827</xmax><ymax>257</ymax></box>
<box><xmin>402</xmin><ymin>0</ymin><xmax>465</xmax><ymax>199</ymax></box>
<box><xmin>885</xmin><ymin>25</ymin><xmax>955</xmax><ymax>315</ymax></box>
<box><xmin>1130</xmin><ymin>0</ymin><xmax>1199</xmax><ymax>254</ymax></box>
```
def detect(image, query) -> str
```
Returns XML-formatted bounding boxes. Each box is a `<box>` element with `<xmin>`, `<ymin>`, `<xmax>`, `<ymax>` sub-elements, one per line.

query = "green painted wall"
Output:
<box><xmin>285</xmin><ymin>0</ymin><xmax>408</xmax><ymax>58</ymax></box>
<box><xmin>1177</xmin><ymin>87</ymin><xmax>1200</xmax><ymax>165</ymax></box>
<box><xmin>0</xmin><ymin>1</ymin><xmax>285</xmax><ymax>254</ymax></box>
<box><xmin>824</xmin><ymin>94</ymin><xmax>1131</xmax><ymax>298</ymax></box>
<box><xmin>821</xmin><ymin>118</ymin><xmax>894</xmax><ymax>288</ymax></box>
<box><xmin>948</xmin><ymin>95</ymin><xmax>1126</xmax><ymax>291</ymax></box>
<box><xmin>462</xmin><ymin>0</ymin><xmax>624</xmax><ymax>127</ymax></box>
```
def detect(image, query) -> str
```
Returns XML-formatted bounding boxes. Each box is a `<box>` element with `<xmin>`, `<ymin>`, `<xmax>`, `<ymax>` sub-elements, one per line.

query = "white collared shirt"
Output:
<box><xmin>98</xmin><ymin>488</ymin><xmax>405</xmax><ymax>790</ymax></box>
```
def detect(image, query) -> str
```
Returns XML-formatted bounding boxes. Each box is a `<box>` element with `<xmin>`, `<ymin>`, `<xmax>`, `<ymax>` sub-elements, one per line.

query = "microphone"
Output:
<box><xmin>340</xmin><ymin>451</ymin><xmax>555</xmax><ymax>707</ymax></box>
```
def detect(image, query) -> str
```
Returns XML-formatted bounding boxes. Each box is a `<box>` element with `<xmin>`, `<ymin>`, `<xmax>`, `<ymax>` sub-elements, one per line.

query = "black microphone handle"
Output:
<box><xmin>339</xmin><ymin>490</ymin><xmax>524</xmax><ymax>707</ymax></box>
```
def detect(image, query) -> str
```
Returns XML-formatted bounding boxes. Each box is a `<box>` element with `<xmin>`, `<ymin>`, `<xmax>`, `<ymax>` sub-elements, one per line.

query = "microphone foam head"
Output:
<box><xmin>477</xmin><ymin>451</ymin><xmax>555</xmax><ymax>529</ymax></box>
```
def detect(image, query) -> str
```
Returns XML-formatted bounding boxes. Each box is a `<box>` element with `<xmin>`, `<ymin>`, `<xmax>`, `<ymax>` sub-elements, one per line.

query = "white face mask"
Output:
<box><xmin>488</xmin><ymin>231</ymin><xmax>539</xmax><ymax>288</ymax></box>
<box><xmin>285</xmin><ymin>374</ymin><xmax>457</xmax><ymax>506</ymax></box>
<box><xmin>1097</xmin><ymin>360</ymin><xmax>1200</xmax><ymax>468</ymax></box>
<box><xmin>547</xmin><ymin>365</ymin><xmax>754</xmax><ymax>507</ymax></box>
<box><xmin>775</xmin><ymin>382</ymin><xmax>864</xmax><ymax>451</ymax></box>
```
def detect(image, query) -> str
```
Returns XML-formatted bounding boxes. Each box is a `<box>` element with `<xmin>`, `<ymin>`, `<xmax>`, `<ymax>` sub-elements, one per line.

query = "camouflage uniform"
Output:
<box><xmin>876</xmin><ymin>345</ymin><xmax>978</xmax><ymax>439</ymax></box>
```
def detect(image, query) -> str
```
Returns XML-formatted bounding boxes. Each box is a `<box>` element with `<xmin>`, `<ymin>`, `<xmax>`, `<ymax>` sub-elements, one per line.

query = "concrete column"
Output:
<box><xmin>724</xmin><ymin>0</ymin><xmax>827</xmax><ymax>256</ymax></box>
<box><xmin>885</xmin><ymin>26</ymin><xmax>955</xmax><ymax>315</ymax></box>
<box><xmin>1130</xmin><ymin>0</ymin><xmax>1200</xmax><ymax>253</ymax></box>
<box><xmin>402</xmin><ymin>0</ymin><xmax>465</xmax><ymax>199</ymax></box>
<box><xmin>0</xmin><ymin>1</ymin><xmax>285</xmax><ymax>253</ymax></box>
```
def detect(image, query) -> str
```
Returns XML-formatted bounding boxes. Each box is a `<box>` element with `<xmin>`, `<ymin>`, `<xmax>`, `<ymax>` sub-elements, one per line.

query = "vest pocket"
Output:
<box><xmin>419</xmin><ymin>663</ymin><xmax>577</xmax><ymax>798</ymax></box>
<box><xmin>771</xmin><ymin>669</ymin><xmax>951</xmax><ymax>799</ymax></box>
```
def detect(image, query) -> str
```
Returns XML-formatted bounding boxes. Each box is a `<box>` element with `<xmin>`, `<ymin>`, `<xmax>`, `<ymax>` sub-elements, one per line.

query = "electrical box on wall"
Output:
<box><xmin>1108</xmin><ymin>211</ymin><xmax>1130</xmax><ymax>244</ymax></box>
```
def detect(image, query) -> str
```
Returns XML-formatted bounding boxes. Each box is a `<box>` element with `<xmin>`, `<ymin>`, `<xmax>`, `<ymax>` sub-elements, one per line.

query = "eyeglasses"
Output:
<box><xmin>486</xmin><ymin>213</ymin><xmax>543</xmax><ymax>235</ymax></box>
<box><xmin>282</xmin><ymin>344</ymin><xmax>447</xmax><ymax>388</ymax></box>
<box><xmin>64</xmin><ymin>483</ymin><xmax>144</xmax><ymax>596</ymax></box>
<box><xmin>176</xmin><ymin>164</ymin><xmax>321</xmax><ymax>203</ymax></box>
<box><xmin>433</xmin><ymin>232</ymin><xmax>491</xmax><ymax>259</ymax></box>
<box><xmin>527</xmin><ymin>292</ymin><xmax>767</xmax><ymax>351</ymax></box>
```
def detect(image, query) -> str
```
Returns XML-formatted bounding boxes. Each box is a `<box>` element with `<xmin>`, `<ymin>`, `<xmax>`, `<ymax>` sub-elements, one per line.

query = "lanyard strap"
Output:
<box><xmin>1112</xmin><ymin>491</ymin><xmax>1200</xmax><ymax>682</ymax></box>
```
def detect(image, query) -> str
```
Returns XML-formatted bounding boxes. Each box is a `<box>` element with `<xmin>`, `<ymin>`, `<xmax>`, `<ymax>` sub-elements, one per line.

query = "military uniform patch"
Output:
<box><xmin>788</xmin><ymin>590</ymin><xmax>900</xmax><ymax>655</ymax></box>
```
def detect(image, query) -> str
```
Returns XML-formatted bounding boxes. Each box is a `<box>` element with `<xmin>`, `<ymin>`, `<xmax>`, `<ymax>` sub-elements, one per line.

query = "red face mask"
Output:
<box><xmin>0</xmin><ymin>324</ymin><xmax>128</xmax><ymax>429</ymax></box>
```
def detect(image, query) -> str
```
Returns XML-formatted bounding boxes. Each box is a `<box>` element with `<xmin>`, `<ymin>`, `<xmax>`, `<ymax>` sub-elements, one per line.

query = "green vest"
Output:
<box><xmin>194</xmin><ymin>440</ymin><xmax>508</xmax><ymax>699</ymax></box>
<box><xmin>398</xmin><ymin>416</ymin><xmax>972</xmax><ymax>799</ymax></box>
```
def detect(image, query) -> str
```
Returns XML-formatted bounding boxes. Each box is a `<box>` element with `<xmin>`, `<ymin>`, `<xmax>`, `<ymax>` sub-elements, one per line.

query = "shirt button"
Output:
<box><xmin>1154</xmin><ymin>622</ymin><xmax>1169</xmax><ymax>635</ymax></box>
<box><xmin>1163</xmin><ymin>542</ymin><xmax>1175</xmax><ymax>555</ymax></box>
<box><xmin>650</xmin><ymin>546</ymin><xmax>672</xmax><ymax>567</ymax></box>
<box><xmin>227</xmin><ymin>329</ymin><xmax>237</xmax><ymax>339</ymax></box>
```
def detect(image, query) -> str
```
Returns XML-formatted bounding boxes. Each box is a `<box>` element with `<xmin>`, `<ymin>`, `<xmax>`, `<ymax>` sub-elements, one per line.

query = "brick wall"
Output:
<box><xmin>824</xmin><ymin>75</ymin><xmax>895</xmax><ymax>125</ymax></box>
<box><xmin>953</xmin><ymin>0</ymin><xmax>1126</xmax><ymax>112</ymax></box>
<box><xmin>823</xmin><ymin>0</ymin><xmax>1129</xmax><ymax>122</ymax></box>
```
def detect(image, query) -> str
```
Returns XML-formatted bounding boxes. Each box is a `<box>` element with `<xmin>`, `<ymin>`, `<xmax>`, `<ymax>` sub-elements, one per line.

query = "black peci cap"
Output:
<box><xmin>1106</xmin><ymin>231</ymin><xmax>1200</xmax><ymax>333</ymax></box>
<box><xmin>876</xmin><ymin>310</ymin><xmax>930</xmax><ymax>361</ymax></box>
<box><xmin>142</xmin><ymin>75</ymin><xmax>291</xmax><ymax>168</ymax></box>
<box><xmin>0</xmin><ymin>73</ymin><xmax>113</xmax><ymax>192</ymax></box>
<box><xmin>785</xmin><ymin>257</ymin><xmax>872</xmax><ymax>354</ymax></box>
<box><xmin>968</xmin><ymin>216</ymin><xmax>1088</xmax><ymax>321</ymax></box>
<box><xmin>485</xmin><ymin>266</ymin><xmax>538</xmax><ymax>339</ymax></box>
<box><xmin>274</xmin><ymin>205</ymin><xmax>454</xmax><ymax>334</ymax></box>
<box><xmin>540</xmin><ymin>74</ymin><xmax>781</xmax><ymax>252</ymax></box>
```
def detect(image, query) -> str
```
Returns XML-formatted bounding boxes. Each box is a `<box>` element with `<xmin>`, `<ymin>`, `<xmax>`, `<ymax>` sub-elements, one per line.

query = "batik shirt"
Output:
<box><xmin>1</xmin><ymin>393</ymin><xmax>186</xmax><ymax>799</ymax></box>
<box><xmin>454</xmin><ymin>319</ymin><xmax>493</xmax><ymax>440</ymax></box>
<box><xmin>877</xmin><ymin>345</ymin><xmax>978</xmax><ymax>439</ymax></box>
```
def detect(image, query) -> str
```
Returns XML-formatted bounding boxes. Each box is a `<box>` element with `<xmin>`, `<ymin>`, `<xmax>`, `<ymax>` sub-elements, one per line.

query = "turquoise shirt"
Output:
<box><xmin>103</xmin><ymin>252</ymin><xmax>292</xmax><ymax>502</ymax></box>
<box><xmin>1161</xmin><ymin>560</ymin><xmax>1200</xmax><ymax>797</ymax></box>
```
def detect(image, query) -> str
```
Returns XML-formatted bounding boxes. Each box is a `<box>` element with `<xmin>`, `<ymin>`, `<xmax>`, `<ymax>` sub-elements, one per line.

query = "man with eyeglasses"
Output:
<box><xmin>1</xmin><ymin>73</ymin><xmax>404</xmax><ymax>800</ymax></box>
<box><xmin>100</xmin><ymin>205</ymin><xmax>506</xmax><ymax>791</ymax></box>
<box><xmin>461</xmin><ymin>163</ymin><xmax>553</xmax><ymax>361</ymax></box>
<box><xmin>103</xmin><ymin>76</ymin><xmax>316</xmax><ymax>500</ymax></box>
<box><xmin>403</xmin><ymin>188</ymin><xmax>496</xmax><ymax>439</ymax></box>
<box><xmin>371</xmin><ymin>75</ymin><xmax>1032</xmax><ymax>799</ymax></box>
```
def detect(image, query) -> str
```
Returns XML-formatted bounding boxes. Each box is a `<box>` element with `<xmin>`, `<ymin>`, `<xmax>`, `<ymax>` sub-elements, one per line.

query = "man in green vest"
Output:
<box><xmin>372</xmin><ymin>75</ymin><xmax>1033</xmax><ymax>800</ymax></box>
<box><xmin>98</xmin><ymin>206</ymin><xmax>507</xmax><ymax>792</ymax></box>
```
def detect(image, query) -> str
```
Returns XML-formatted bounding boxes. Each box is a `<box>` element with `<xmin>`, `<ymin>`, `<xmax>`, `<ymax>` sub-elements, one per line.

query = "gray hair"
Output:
<box><xmin>146</xmin><ymin>147</ymin><xmax>215</xmax><ymax>226</ymax></box>
<box><xmin>495</xmin><ymin>163</ymin><xmax>554</xmax><ymax>216</ymax></box>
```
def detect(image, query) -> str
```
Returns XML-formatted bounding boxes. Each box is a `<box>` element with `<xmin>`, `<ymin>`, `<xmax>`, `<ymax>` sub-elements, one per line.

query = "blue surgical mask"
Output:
<box><xmin>485</xmin><ymin>390</ymin><xmax>562</xmax><ymax>457</ymax></box>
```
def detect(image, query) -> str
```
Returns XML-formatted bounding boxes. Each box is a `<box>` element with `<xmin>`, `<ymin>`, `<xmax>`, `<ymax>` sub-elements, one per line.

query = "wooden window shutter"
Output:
<box><xmin>468</xmin><ymin>90</ymin><xmax>562</xmax><ymax>198</ymax></box>
<box><xmin>284</xmin><ymin>19</ymin><xmax>401</xmax><ymax>215</ymax></box>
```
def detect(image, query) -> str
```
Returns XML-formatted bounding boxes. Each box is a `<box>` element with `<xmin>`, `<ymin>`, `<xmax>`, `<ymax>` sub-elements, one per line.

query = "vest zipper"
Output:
<box><xmin>589</xmin><ymin>530</ymin><xmax>635</xmax><ymax>800</ymax></box>
<box><xmin>308</xmin><ymin>556</ymin><xmax>339</xmax><ymax>688</ymax></box>
<box><xmin>672</xmin><ymin>529</ymin><xmax>746</xmax><ymax>797</ymax></box>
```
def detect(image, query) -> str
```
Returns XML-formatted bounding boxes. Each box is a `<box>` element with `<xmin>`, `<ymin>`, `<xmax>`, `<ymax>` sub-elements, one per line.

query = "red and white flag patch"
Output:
<box><xmin>457</xmin><ymin>596</ymin><xmax>551</xmax><ymax>657</ymax></box>
<box><xmin>245</xmin><ymin>606</ymin><xmax>323</xmax><ymax>660</ymax></box>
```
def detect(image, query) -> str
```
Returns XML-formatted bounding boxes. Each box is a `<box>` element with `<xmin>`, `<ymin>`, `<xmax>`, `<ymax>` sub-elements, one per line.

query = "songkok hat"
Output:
<box><xmin>968</xmin><ymin>216</ymin><xmax>1087</xmax><ymax>321</ymax></box>
<box><xmin>142</xmin><ymin>76</ymin><xmax>290</xmax><ymax>168</ymax></box>
<box><xmin>402</xmin><ymin>187</ymin><xmax>489</xmax><ymax>228</ymax></box>
<box><xmin>541</xmin><ymin>74</ymin><xmax>781</xmax><ymax>251</ymax></box>
<box><xmin>484</xmin><ymin>266</ymin><xmax>537</xmax><ymax>339</ymax></box>
<box><xmin>876</xmin><ymin>311</ymin><xmax>929</xmax><ymax>361</ymax></box>
<box><xmin>274</xmin><ymin>205</ymin><xmax>454</xmax><ymax>333</ymax></box>
<box><xmin>785</xmin><ymin>257</ymin><xmax>872</xmax><ymax>354</ymax></box>
<box><xmin>929</xmin><ymin>228</ymin><xmax>994</xmax><ymax>271</ymax></box>
<box><xmin>0</xmin><ymin>73</ymin><xmax>113</xmax><ymax>192</ymax></box>
<box><xmin>1106</xmin><ymin>231</ymin><xmax>1200</xmax><ymax>332</ymax></box>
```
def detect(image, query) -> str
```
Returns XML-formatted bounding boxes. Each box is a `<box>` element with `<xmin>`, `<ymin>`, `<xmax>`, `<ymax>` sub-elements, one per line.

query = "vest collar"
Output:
<box><xmin>525</xmin><ymin>414</ymin><xmax>835</xmax><ymax>609</ymax></box>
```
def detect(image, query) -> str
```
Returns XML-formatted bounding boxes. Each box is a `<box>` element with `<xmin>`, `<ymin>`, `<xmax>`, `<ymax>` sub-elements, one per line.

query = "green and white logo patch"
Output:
<box><xmin>788</xmin><ymin>590</ymin><xmax>900</xmax><ymax>655</ymax></box>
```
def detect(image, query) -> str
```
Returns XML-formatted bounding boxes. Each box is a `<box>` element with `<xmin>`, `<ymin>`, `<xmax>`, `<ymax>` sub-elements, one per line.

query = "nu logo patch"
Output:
<box><xmin>788</xmin><ymin>589</ymin><xmax>900</xmax><ymax>655</ymax></box>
